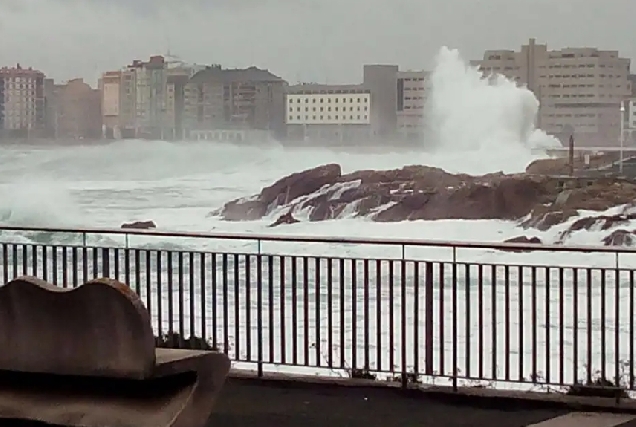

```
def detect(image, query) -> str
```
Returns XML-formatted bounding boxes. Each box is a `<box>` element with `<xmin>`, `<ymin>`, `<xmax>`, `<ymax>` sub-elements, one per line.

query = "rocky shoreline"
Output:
<box><xmin>213</xmin><ymin>158</ymin><xmax>636</xmax><ymax>246</ymax></box>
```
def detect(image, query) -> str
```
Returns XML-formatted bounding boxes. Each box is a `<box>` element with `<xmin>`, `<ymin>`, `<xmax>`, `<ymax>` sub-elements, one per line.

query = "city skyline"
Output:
<box><xmin>1</xmin><ymin>0</ymin><xmax>634</xmax><ymax>85</ymax></box>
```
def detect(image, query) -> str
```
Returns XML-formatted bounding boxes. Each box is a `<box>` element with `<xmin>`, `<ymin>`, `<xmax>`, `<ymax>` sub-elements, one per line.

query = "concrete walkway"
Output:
<box><xmin>210</xmin><ymin>377</ymin><xmax>569</xmax><ymax>427</ymax></box>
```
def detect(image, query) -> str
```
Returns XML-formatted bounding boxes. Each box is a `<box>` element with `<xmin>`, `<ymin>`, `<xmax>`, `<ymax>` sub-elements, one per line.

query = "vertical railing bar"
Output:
<box><xmin>316</xmin><ymin>257</ymin><xmax>322</xmax><ymax>368</ymax></box>
<box><xmin>451</xmin><ymin>247</ymin><xmax>458</xmax><ymax>390</ymax></box>
<box><xmin>167</xmin><ymin>252</ymin><xmax>174</xmax><ymax>346</ymax></box>
<box><xmin>268</xmin><ymin>255</ymin><xmax>275</xmax><ymax>364</ymax></box>
<box><xmin>586</xmin><ymin>268</ymin><xmax>593</xmax><ymax>385</ymax></box>
<box><xmin>188</xmin><ymin>252</ymin><xmax>195</xmax><ymax>349</ymax></box>
<box><xmin>157</xmin><ymin>251</ymin><xmax>163</xmax><ymax>342</ymax></box>
<box><xmin>388</xmin><ymin>260</ymin><xmax>395</xmax><ymax>374</ymax></box>
<box><xmin>363</xmin><ymin>259</ymin><xmax>370</xmax><ymax>372</ymax></box>
<box><xmin>439</xmin><ymin>262</ymin><xmax>445</xmax><ymax>377</ymax></box>
<box><xmin>302</xmin><ymin>256</ymin><xmax>309</xmax><ymax>366</ymax></box>
<box><xmin>233</xmin><ymin>253</ymin><xmax>240</xmax><ymax>360</ymax></box>
<box><xmin>400</xmin><ymin>255</ymin><xmax>407</xmax><ymax>388</ymax></box>
<box><xmin>614</xmin><ymin>255</ymin><xmax>620</xmax><ymax>388</ymax></box>
<box><xmin>630</xmin><ymin>269</ymin><xmax>635</xmax><ymax>390</ymax></box>
<box><xmin>256</xmin><ymin>252</ymin><xmax>263</xmax><ymax>376</ymax></box>
<box><xmin>328</xmin><ymin>258</ymin><xmax>334</xmax><ymax>369</ymax></box>
<box><xmin>424</xmin><ymin>262</ymin><xmax>434</xmax><ymax>376</ymax></box>
<box><xmin>531</xmin><ymin>266</ymin><xmax>537</xmax><ymax>381</ymax></box>
<box><xmin>291</xmin><ymin>256</ymin><xmax>298</xmax><ymax>366</ymax></box>
<box><xmin>559</xmin><ymin>267</ymin><xmax>565</xmax><ymax>386</ymax></box>
<box><xmin>267</xmin><ymin>255</ymin><xmax>276</xmax><ymax>363</ymax></box>
<box><xmin>545</xmin><ymin>267</ymin><xmax>551</xmax><ymax>384</ymax></box>
<box><xmin>413</xmin><ymin>261</ymin><xmax>419</xmax><ymax>378</ymax></box>
<box><xmin>600</xmin><ymin>269</ymin><xmax>607</xmax><ymax>381</ymax></box>
<box><xmin>51</xmin><ymin>246</ymin><xmax>57</xmax><ymax>286</ymax></box>
<box><xmin>518</xmin><ymin>265</ymin><xmax>524</xmax><ymax>382</ymax></box>
<box><xmin>465</xmin><ymin>263</ymin><xmax>471</xmax><ymax>379</ymax></box>
<box><xmin>504</xmin><ymin>265</ymin><xmax>510</xmax><ymax>381</ymax></box>
<box><xmin>279</xmin><ymin>256</ymin><xmax>285</xmax><ymax>365</ymax></box>
<box><xmin>376</xmin><ymin>259</ymin><xmax>382</xmax><ymax>373</ymax></box>
<box><xmin>573</xmin><ymin>268</ymin><xmax>579</xmax><ymax>386</ymax></box>
<box><xmin>222</xmin><ymin>254</ymin><xmax>229</xmax><ymax>355</ymax></box>
<box><xmin>245</xmin><ymin>254</ymin><xmax>252</xmax><ymax>360</ymax></box>
<box><xmin>178</xmin><ymin>251</ymin><xmax>185</xmax><ymax>348</ymax></box>
<box><xmin>200</xmin><ymin>253</ymin><xmax>207</xmax><ymax>351</ymax></box>
<box><xmin>352</xmin><ymin>258</ymin><xmax>359</xmax><ymax>373</ymax></box>
<box><xmin>72</xmin><ymin>247</ymin><xmax>79</xmax><ymax>288</ymax></box>
<box><xmin>478</xmin><ymin>264</ymin><xmax>484</xmax><ymax>380</ymax></box>
<box><xmin>491</xmin><ymin>264</ymin><xmax>497</xmax><ymax>382</ymax></box>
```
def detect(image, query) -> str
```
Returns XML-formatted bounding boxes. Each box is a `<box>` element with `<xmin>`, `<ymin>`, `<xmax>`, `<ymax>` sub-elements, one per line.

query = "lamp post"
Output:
<box><xmin>620</xmin><ymin>102</ymin><xmax>625</xmax><ymax>174</ymax></box>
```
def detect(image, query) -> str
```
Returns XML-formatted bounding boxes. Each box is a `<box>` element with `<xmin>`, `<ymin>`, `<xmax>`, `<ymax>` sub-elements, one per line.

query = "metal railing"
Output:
<box><xmin>1</xmin><ymin>225</ymin><xmax>635</xmax><ymax>392</ymax></box>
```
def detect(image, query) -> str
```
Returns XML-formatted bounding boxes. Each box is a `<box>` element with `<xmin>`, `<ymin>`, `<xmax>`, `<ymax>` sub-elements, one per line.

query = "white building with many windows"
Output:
<box><xmin>285</xmin><ymin>84</ymin><xmax>372</xmax><ymax>143</ymax></box>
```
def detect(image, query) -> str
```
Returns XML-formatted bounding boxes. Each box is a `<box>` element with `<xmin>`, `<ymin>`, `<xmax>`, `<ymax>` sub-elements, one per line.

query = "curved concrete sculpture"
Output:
<box><xmin>0</xmin><ymin>276</ymin><xmax>231</xmax><ymax>427</ymax></box>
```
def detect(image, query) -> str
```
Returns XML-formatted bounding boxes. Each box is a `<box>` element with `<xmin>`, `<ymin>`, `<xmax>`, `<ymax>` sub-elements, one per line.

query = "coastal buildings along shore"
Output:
<box><xmin>0</xmin><ymin>40</ymin><xmax>634</xmax><ymax>146</ymax></box>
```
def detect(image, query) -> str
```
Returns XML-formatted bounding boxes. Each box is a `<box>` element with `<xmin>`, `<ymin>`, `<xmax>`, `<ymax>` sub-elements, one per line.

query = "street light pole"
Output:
<box><xmin>620</xmin><ymin>102</ymin><xmax>625</xmax><ymax>174</ymax></box>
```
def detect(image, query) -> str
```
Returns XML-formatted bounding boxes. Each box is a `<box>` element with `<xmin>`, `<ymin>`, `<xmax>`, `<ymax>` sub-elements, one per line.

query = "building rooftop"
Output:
<box><xmin>190</xmin><ymin>66</ymin><xmax>284</xmax><ymax>84</ymax></box>
<box><xmin>286</xmin><ymin>83</ymin><xmax>367</xmax><ymax>94</ymax></box>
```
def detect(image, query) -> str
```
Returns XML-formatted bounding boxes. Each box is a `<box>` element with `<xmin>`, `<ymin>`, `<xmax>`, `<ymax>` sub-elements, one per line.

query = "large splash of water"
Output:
<box><xmin>423</xmin><ymin>47</ymin><xmax>560</xmax><ymax>171</ymax></box>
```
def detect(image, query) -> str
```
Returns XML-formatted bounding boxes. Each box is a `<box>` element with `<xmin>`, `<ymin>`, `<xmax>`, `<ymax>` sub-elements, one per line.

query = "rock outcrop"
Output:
<box><xmin>121</xmin><ymin>220</ymin><xmax>157</xmax><ymax>230</ymax></box>
<box><xmin>269</xmin><ymin>211</ymin><xmax>299</xmax><ymax>227</ymax></box>
<box><xmin>214</xmin><ymin>163</ymin><xmax>636</xmax><ymax>233</ymax></box>
<box><xmin>603</xmin><ymin>230</ymin><xmax>636</xmax><ymax>246</ymax></box>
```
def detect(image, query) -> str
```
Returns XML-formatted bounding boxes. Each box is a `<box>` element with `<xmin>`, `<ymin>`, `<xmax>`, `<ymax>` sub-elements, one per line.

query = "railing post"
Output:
<box><xmin>424</xmin><ymin>261</ymin><xmax>434</xmax><ymax>376</ymax></box>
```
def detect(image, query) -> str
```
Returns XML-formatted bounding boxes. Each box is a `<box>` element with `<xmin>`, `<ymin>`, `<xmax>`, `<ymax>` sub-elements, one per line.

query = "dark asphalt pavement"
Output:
<box><xmin>209</xmin><ymin>378</ymin><xmax>568</xmax><ymax>427</ymax></box>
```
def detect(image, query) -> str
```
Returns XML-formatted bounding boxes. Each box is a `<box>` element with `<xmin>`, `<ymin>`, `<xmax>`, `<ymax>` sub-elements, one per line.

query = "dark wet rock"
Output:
<box><xmin>501</xmin><ymin>235</ymin><xmax>543</xmax><ymax>253</ymax></box>
<box><xmin>121</xmin><ymin>220</ymin><xmax>156</xmax><ymax>230</ymax></box>
<box><xmin>220</xmin><ymin>163</ymin><xmax>342</xmax><ymax>221</ymax></box>
<box><xmin>269</xmin><ymin>211</ymin><xmax>300</xmax><ymax>227</ymax></box>
<box><xmin>214</xmin><ymin>163</ymin><xmax>636</xmax><ymax>234</ymax></box>
<box><xmin>602</xmin><ymin>229</ymin><xmax>636</xmax><ymax>246</ymax></box>
<box><xmin>558</xmin><ymin>213</ymin><xmax>636</xmax><ymax>243</ymax></box>
<box><xmin>505</xmin><ymin>236</ymin><xmax>542</xmax><ymax>245</ymax></box>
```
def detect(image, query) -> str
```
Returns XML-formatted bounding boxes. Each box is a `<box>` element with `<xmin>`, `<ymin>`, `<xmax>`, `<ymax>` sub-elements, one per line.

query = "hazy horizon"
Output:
<box><xmin>0</xmin><ymin>0</ymin><xmax>633</xmax><ymax>86</ymax></box>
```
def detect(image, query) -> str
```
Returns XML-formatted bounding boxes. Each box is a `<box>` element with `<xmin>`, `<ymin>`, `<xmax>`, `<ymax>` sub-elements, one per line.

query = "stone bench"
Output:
<box><xmin>0</xmin><ymin>276</ymin><xmax>231</xmax><ymax>427</ymax></box>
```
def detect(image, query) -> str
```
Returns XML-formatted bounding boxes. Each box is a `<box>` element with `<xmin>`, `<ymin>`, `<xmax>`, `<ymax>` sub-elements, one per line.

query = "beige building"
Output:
<box><xmin>0</xmin><ymin>64</ymin><xmax>45</xmax><ymax>137</ymax></box>
<box><xmin>396</xmin><ymin>70</ymin><xmax>429</xmax><ymax>140</ymax></box>
<box><xmin>53</xmin><ymin>78</ymin><xmax>101</xmax><ymax>139</ymax></box>
<box><xmin>471</xmin><ymin>38</ymin><xmax>632</xmax><ymax>146</ymax></box>
<box><xmin>285</xmin><ymin>84</ymin><xmax>371</xmax><ymax>143</ymax></box>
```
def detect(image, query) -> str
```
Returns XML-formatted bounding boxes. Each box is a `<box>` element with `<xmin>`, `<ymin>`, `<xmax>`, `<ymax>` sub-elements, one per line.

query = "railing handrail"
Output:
<box><xmin>0</xmin><ymin>224</ymin><xmax>634</xmax><ymax>255</ymax></box>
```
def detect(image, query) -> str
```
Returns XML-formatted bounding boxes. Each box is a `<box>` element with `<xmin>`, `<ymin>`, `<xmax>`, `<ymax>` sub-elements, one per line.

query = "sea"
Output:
<box><xmin>0</xmin><ymin>47</ymin><xmax>633</xmax><ymax>388</ymax></box>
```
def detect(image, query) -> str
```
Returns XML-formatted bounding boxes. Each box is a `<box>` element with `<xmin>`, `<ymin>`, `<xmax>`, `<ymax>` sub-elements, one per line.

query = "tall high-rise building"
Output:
<box><xmin>396</xmin><ymin>70</ymin><xmax>429</xmax><ymax>140</ymax></box>
<box><xmin>471</xmin><ymin>38</ymin><xmax>632</xmax><ymax>146</ymax></box>
<box><xmin>0</xmin><ymin>64</ymin><xmax>45</xmax><ymax>137</ymax></box>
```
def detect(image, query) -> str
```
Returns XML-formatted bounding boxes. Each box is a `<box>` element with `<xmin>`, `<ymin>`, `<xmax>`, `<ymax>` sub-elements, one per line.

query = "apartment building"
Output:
<box><xmin>52</xmin><ymin>78</ymin><xmax>101</xmax><ymax>139</ymax></box>
<box><xmin>396</xmin><ymin>70</ymin><xmax>429</xmax><ymax>140</ymax></box>
<box><xmin>100</xmin><ymin>71</ymin><xmax>121</xmax><ymax>138</ymax></box>
<box><xmin>286</xmin><ymin>84</ymin><xmax>371</xmax><ymax>143</ymax></box>
<box><xmin>471</xmin><ymin>39</ymin><xmax>631</xmax><ymax>146</ymax></box>
<box><xmin>0</xmin><ymin>64</ymin><xmax>45</xmax><ymax>137</ymax></box>
<box><xmin>130</xmin><ymin>56</ymin><xmax>169</xmax><ymax>138</ymax></box>
<box><xmin>183</xmin><ymin>66</ymin><xmax>287</xmax><ymax>141</ymax></box>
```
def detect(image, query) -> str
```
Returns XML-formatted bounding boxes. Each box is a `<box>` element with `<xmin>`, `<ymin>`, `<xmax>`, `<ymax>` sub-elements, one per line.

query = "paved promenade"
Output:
<box><xmin>208</xmin><ymin>377</ymin><xmax>636</xmax><ymax>427</ymax></box>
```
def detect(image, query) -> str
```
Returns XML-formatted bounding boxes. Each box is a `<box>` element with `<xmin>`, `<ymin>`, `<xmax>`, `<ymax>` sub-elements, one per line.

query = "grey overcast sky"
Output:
<box><xmin>0</xmin><ymin>0</ymin><xmax>632</xmax><ymax>85</ymax></box>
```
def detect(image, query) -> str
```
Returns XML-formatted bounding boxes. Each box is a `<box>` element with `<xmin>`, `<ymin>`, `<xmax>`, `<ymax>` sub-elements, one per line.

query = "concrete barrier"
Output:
<box><xmin>0</xmin><ymin>276</ymin><xmax>231</xmax><ymax>427</ymax></box>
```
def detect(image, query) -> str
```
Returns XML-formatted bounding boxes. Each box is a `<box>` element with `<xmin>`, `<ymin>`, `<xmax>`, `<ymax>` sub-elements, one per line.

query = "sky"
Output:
<box><xmin>0</xmin><ymin>0</ymin><xmax>633</xmax><ymax>86</ymax></box>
